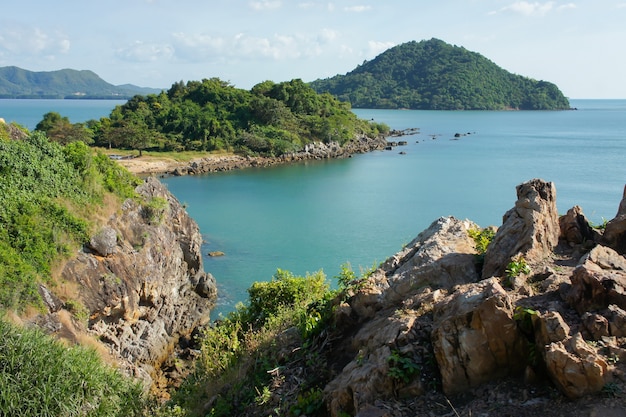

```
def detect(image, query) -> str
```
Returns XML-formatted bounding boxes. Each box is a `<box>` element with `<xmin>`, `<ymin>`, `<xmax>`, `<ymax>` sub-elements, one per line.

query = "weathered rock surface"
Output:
<box><xmin>432</xmin><ymin>278</ymin><xmax>526</xmax><ymax>394</ymax></box>
<box><xmin>321</xmin><ymin>179</ymin><xmax>626</xmax><ymax>417</ymax></box>
<box><xmin>482</xmin><ymin>178</ymin><xmax>559</xmax><ymax>279</ymax></box>
<box><xmin>47</xmin><ymin>176</ymin><xmax>216</xmax><ymax>390</ymax></box>
<box><xmin>603</xmin><ymin>185</ymin><xmax>626</xmax><ymax>255</ymax></box>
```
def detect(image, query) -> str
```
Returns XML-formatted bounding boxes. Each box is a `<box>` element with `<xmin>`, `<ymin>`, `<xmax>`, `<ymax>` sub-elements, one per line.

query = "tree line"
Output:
<box><xmin>310</xmin><ymin>38</ymin><xmax>571</xmax><ymax>110</ymax></box>
<box><xmin>35</xmin><ymin>78</ymin><xmax>389</xmax><ymax>156</ymax></box>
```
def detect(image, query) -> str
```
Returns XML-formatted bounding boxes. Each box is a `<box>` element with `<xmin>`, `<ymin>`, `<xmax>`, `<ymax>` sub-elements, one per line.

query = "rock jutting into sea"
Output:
<box><xmin>31</xmin><ymin>176</ymin><xmax>217</xmax><ymax>396</ymax></box>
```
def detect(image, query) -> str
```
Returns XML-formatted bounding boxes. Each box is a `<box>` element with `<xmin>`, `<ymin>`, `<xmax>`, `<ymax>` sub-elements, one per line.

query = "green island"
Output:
<box><xmin>310</xmin><ymin>38</ymin><xmax>571</xmax><ymax>110</ymax></box>
<box><xmin>2</xmin><ymin>41</ymin><xmax>624</xmax><ymax>417</ymax></box>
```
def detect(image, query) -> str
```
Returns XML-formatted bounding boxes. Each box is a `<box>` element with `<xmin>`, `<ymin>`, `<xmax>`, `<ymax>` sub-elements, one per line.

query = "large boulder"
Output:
<box><xmin>565</xmin><ymin>245</ymin><xmax>626</xmax><ymax>314</ymax></box>
<box><xmin>543</xmin><ymin>333</ymin><xmax>609</xmax><ymax>399</ymax></box>
<box><xmin>482</xmin><ymin>179</ymin><xmax>559</xmax><ymax>279</ymax></box>
<box><xmin>602</xmin><ymin>184</ymin><xmax>626</xmax><ymax>254</ymax></box>
<box><xmin>431</xmin><ymin>278</ymin><xmax>526</xmax><ymax>394</ymax></box>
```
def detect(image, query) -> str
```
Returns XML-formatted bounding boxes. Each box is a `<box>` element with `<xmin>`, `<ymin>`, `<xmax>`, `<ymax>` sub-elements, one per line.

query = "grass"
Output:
<box><xmin>0</xmin><ymin>317</ymin><xmax>146</xmax><ymax>416</ymax></box>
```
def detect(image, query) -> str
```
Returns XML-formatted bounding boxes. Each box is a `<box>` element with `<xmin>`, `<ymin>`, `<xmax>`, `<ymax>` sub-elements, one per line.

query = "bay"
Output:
<box><xmin>161</xmin><ymin>99</ymin><xmax>626</xmax><ymax>318</ymax></box>
<box><xmin>0</xmin><ymin>99</ymin><xmax>125</xmax><ymax>130</ymax></box>
<box><xmin>2</xmin><ymin>98</ymin><xmax>624</xmax><ymax>319</ymax></box>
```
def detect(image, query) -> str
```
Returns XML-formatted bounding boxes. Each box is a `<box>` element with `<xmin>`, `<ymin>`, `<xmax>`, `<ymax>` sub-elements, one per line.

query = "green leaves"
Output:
<box><xmin>310</xmin><ymin>38</ymin><xmax>570</xmax><ymax>110</ymax></box>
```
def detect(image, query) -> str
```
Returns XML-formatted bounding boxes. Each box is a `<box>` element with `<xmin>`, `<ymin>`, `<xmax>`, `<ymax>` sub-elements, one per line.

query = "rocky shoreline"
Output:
<box><xmin>119</xmin><ymin>135</ymin><xmax>388</xmax><ymax>176</ymax></box>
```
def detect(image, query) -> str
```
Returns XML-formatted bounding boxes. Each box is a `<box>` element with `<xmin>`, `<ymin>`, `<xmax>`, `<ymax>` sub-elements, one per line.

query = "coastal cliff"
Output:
<box><xmin>34</xmin><ymin>176</ymin><xmax>216</xmax><ymax>393</ymax></box>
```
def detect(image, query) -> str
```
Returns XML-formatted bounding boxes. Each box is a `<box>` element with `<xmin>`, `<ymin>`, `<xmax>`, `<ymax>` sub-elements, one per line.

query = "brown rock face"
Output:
<box><xmin>431</xmin><ymin>278</ymin><xmax>526</xmax><ymax>394</ymax></box>
<box><xmin>565</xmin><ymin>245</ymin><xmax>626</xmax><ymax>314</ymax></box>
<box><xmin>60</xmin><ymin>176</ymin><xmax>216</xmax><ymax>385</ymax></box>
<box><xmin>603</xmin><ymin>184</ymin><xmax>626</xmax><ymax>255</ymax></box>
<box><xmin>482</xmin><ymin>179</ymin><xmax>559</xmax><ymax>279</ymax></box>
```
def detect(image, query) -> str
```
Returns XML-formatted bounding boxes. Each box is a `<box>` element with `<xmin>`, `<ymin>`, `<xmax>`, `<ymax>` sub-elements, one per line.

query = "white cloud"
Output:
<box><xmin>170</xmin><ymin>31</ymin><xmax>332</xmax><ymax>62</ymax></box>
<box><xmin>344</xmin><ymin>5</ymin><xmax>372</xmax><ymax>12</ymax></box>
<box><xmin>0</xmin><ymin>24</ymin><xmax>70</xmax><ymax>57</ymax></box>
<box><xmin>249</xmin><ymin>1</ymin><xmax>282</xmax><ymax>10</ymax></box>
<box><xmin>366</xmin><ymin>41</ymin><xmax>395</xmax><ymax>58</ymax></box>
<box><xmin>491</xmin><ymin>1</ymin><xmax>575</xmax><ymax>17</ymax></box>
<box><xmin>115</xmin><ymin>40</ymin><xmax>174</xmax><ymax>62</ymax></box>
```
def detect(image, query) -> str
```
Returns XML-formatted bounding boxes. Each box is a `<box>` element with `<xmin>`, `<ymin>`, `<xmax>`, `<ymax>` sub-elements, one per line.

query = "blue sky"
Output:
<box><xmin>1</xmin><ymin>0</ymin><xmax>624</xmax><ymax>98</ymax></box>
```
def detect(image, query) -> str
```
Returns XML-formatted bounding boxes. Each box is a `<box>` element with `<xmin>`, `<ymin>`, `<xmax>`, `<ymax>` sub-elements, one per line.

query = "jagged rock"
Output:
<box><xmin>380</xmin><ymin>216</ymin><xmax>479</xmax><ymax>308</ymax></box>
<box><xmin>543</xmin><ymin>333</ymin><xmax>608</xmax><ymax>398</ymax></box>
<box><xmin>582</xmin><ymin>312</ymin><xmax>610</xmax><ymax>340</ymax></box>
<box><xmin>603</xmin><ymin>185</ymin><xmax>626</xmax><ymax>254</ymax></box>
<box><xmin>88</xmin><ymin>226</ymin><xmax>118</xmax><ymax>257</ymax></box>
<box><xmin>565</xmin><ymin>245</ymin><xmax>626</xmax><ymax>314</ymax></box>
<box><xmin>58</xmin><ymin>176</ymin><xmax>216</xmax><ymax>388</ymax></box>
<box><xmin>38</xmin><ymin>284</ymin><xmax>63</xmax><ymax>313</ymax></box>
<box><xmin>559</xmin><ymin>205</ymin><xmax>596</xmax><ymax>245</ymax></box>
<box><xmin>534</xmin><ymin>311</ymin><xmax>571</xmax><ymax>346</ymax></box>
<box><xmin>607</xmin><ymin>304</ymin><xmax>626</xmax><ymax>337</ymax></box>
<box><xmin>482</xmin><ymin>179</ymin><xmax>559</xmax><ymax>279</ymax></box>
<box><xmin>431</xmin><ymin>278</ymin><xmax>526</xmax><ymax>395</ymax></box>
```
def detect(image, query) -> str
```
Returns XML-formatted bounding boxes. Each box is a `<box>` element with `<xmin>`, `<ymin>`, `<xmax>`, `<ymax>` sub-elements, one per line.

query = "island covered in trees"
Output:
<box><xmin>309</xmin><ymin>38</ymin><xmax>571</xmax><ymax>110</ymax></box>
<box><xmin>35</xmin><ymin>78</ymin><xmax>389</xmax><ymax>157</ymax></box>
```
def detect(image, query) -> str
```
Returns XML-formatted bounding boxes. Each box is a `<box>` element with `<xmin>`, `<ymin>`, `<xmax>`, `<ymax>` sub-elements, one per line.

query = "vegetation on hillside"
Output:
<box><xmin>0</xmin><ymin>131</ymin><xmax>141</xmax><ymax>311</ymax></box>
<box><xmin>310</xmin><ymin>38</ymin><xmax>571</xmax><ymax>110</ymax></box>
<box><xmin>35</xmin><ymin>78</ymin><xmax>388</xmax><ymax>157</ymax></box>
<box><xmin>163</xmin><ymin>268</ymin><xmax>351</xmax><ymax>417</ymax></box>
<box><xmin>0</xmin><ymin>66</ymin><xmax>160</xmax><ymax>99</ymax></box>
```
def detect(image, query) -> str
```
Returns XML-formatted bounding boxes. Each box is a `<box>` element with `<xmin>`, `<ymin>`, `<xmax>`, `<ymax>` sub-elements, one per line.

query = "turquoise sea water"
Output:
<box><xmin>2</xmin><ymin>98</ymin><xmax>625</xmax><ymax>318</ymax></box>
<box><xmin>161</xmin><ymin>99</ymin><xmax>626</xmax><ymax>317</ymax></box>
<box><xmin>0</xmin><ymin>99</ymin><xmax>125</xmax><ymax>129</ymax></box>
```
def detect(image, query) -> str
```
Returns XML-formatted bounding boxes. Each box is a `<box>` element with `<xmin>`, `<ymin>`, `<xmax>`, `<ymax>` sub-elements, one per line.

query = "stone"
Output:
<box><xmin>565</xmin><ymin>246</ymin><xmax>626</xmax><ymax>314</ymax></box>
<box><xmin>559</xmin><ymin>205</ymin><xmax>596</xmax><ymax>245</ymax></box>
<box><xmin>543</xmin><ymin>333</ymin><xmax>608</xmax><ymax>398</ymax></box>
<box><xmin>603</xmin><ymin>184</ymin><xmax>626</xmax><ymax>255</ymax></box>
<box><xmin>380</xmin><ymin>216</ymin><xmax>480</xmax><ymax>308</ymax></box>
<box><xmin>88</xmin><ymin>226</ymin><xmax>118</xmax><ymax>257</ymax></box>
<box><xmin>582</xmin><ymin>312</ymin><xmax>610</xmax><ymax>340</ymax></box>
<box><xmin>535</xmin><ymin>311</ymin><xmax>571</xmax><ymax>346</ymax></box>
<box><xmin>607</xmin><ymin>304</ymin><xmax>626</xmax><ymax>337</ymax></box>
<box><xmin>482</xmin><ymin>179</ymin><xmax>559</xmax><ymax>279</ymax></box>
<box><xmin>431</xmin><ymin>278</ymin><xmax>526</xmax><ymax>395</ymax></box>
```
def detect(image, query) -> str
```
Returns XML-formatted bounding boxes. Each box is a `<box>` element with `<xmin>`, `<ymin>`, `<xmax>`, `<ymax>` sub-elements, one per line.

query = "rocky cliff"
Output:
<box><xmin>321</xmin><ymin>179</ymin><xmax>626</xmax><ymax>416</ymax></box>
<box><xmin>34</xmin><ymin>176</ymin><xmax>216</xmax><ymax>393</ymax></box>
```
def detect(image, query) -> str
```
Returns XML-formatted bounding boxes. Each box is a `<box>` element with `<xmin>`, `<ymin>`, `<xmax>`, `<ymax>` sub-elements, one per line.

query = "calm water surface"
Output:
<box><xmin>2</xmin><ymin>98</ymin><xmax>624</xmax><ymax>318</ymax></box>
<box><xmin>162</xmin><ymin>99</ymin><xmax>626</xmax><ymax>317</ymax></box>
<box><xmin>0</xmin><ymin>99</ymin><xmax>125</xmax><ymax>129</ymax></box>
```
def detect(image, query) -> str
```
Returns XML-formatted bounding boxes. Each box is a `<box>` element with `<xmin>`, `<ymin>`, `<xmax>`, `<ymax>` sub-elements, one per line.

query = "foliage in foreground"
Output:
<box><xmin>165</xmin><ymin>269</ymin><xmax>336</xmax><ymax>417</ymax></box>
<box><xmin>0</xmin><ymin>317</ymin><xmax>146</xmax><ymax>416</ymax></box>
<box><xmin>0</xmin><ymin>132</ymin><xmax>141</xmax><ymax>310</ymax></box>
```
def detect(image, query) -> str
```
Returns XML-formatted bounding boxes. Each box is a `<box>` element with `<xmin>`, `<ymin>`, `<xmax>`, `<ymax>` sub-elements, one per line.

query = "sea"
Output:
<box><xmin>1</xmin><ymin>98</ymin><xmax>625</xmax><ymax>318</ymax></box>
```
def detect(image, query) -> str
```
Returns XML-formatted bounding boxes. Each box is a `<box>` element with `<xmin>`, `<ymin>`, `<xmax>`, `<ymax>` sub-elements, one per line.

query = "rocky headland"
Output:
<box><xmin>31</xmin><ymin>176</ymin><xmax>217</xmax><ymax>395</ymax></box>
<box><xmin>312</xmin><ymin>179</ymin><xmax>626</xmax><ymax>416</ymax></box>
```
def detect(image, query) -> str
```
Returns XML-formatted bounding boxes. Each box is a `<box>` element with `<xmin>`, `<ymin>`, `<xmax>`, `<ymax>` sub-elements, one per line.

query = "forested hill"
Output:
<box><xmin>0</xmin><ymin>66</ymin><xmax>162</xmax><ymax>99</ymax></box>
<box><xmin>309</xmin><ymin>38</ymin><xmax>570</xmax><ymax>110</ymax></box>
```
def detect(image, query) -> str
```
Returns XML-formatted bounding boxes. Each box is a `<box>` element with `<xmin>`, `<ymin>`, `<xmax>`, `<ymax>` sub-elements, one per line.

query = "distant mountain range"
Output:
<box><xmin>310</xmin><ymin>38</ymin><xmax>570</xmax><ymax>110</ymax></box>
<box><xmin>0</xmin><ymin>66</ymin><xmax>163</xmax><ymax>99</ymax></box>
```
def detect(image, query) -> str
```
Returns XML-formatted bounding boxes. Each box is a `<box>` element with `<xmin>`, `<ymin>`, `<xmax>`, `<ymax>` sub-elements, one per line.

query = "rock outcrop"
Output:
<box><xmin>37</xmin><ymin>176</ymin><xmax>216</xmax><ymax>391</ymax></box>
<box><xmin>170</xmin><ymin>135</ymin><xmax>388</xmax><ymax>176</ymax></box>
<box><xmin>482</xmin><ymin>178</ymin><xmax>559</xmax><ymax>279</ymax></box>
<box><xmin>321</xmin><ymin>179</ymin><xmax>626</xmax><ymax>417</ymax></box>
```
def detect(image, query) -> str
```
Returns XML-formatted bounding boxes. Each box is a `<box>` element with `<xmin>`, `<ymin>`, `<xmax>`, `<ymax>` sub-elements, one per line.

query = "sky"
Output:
<box><xmin>1</xmin><ymin>1</ymin><xmax>625</xmax><ymax>99</ymax></box>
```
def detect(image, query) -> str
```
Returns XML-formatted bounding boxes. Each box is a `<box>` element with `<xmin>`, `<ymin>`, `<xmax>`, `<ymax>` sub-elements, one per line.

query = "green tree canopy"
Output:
<box><xmin>309</xmin><ymin>38</ymin><xmax>571</xmax><ymax>110</ymax></box>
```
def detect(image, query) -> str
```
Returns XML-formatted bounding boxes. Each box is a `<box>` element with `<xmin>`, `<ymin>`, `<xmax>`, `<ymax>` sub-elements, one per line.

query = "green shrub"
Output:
<box><xmin>467</xmin><ymin>227</ymin><xmax>495</xmax><ymax>256</ymax></box>
<box><xmin>0</xmin><ymin>318</ymin><xmax>146</xmax><ymax>416</ymax></box>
